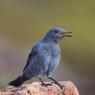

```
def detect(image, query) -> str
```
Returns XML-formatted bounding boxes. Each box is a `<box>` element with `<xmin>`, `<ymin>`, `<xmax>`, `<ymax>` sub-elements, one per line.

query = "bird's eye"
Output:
<box><xmin>54</xmin><ymin>30</ymin><xmax>59</xmax><ymax>33</ymax></box>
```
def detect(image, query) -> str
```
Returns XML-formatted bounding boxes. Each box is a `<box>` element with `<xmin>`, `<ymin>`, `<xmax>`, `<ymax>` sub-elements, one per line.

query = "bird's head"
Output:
<box><xmin>44</xmin><ymin>27</ymin><xmax>72</xmax><ymax>43</ymax></box>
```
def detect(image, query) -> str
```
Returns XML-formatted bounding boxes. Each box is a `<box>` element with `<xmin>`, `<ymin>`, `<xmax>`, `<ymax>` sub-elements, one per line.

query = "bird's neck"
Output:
<box><xmin>42</xmin><ymin>36</ymin><xmax>59</xmax><ymax>46</ymax></box>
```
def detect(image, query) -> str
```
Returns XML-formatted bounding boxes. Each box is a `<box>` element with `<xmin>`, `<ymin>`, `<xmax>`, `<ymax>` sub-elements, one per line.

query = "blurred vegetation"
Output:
<box><xmin>0</xmin><ymin>0</ymin><xmax>95</xmax><ymax>95</ymax></box>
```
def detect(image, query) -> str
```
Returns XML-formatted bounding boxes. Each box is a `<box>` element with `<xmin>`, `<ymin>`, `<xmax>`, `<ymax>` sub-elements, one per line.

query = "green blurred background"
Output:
<box><xmin>0</xmin><ymin>0</ymin><xmax>95</xmax><ymax>95</ymax></box>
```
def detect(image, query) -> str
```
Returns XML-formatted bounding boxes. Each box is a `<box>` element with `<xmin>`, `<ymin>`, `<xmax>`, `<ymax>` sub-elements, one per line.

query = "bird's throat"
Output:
<box><xmin>42</xmin><ymin>36</ymin><xmax>58</xmax><ymax>46</ymax></box>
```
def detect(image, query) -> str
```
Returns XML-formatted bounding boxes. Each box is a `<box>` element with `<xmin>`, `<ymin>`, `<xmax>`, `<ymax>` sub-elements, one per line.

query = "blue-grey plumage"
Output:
<box><xmin>9</xmin><ymin>27</ymin><xmax>72</xmax><ymax>89</ymax></box>
<box><xmin>23</xmin><ymin>41</ymin><xmax>60</xmax><ymax>78</ymax></box>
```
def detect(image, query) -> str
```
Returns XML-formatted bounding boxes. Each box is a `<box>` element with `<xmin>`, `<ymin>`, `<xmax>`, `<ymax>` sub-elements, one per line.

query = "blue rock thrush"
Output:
<box><xmin>9</xmin><ymin>27</ymin><xmax>72</xmax><ymax>89</ymax></box>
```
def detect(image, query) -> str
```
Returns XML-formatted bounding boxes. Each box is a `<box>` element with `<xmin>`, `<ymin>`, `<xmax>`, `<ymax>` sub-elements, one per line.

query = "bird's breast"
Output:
<box><xmin>48</xmin><ymin>47</ymin><xmax>60</xmax><ymax>73</ymax></box>
<box><xmin>51</xmin><ymin>49</ymin><xmax>60</xmax><ymax>58</ymax></box>
<box><xmin>44</xmin><ymin>43</ymin><xmax>60</xmax><ymax>60</ymax></box>
<box><xmin>51</xmin><ymin>45</ymin><xmax>60</xmax><ymax>58</ymax></box>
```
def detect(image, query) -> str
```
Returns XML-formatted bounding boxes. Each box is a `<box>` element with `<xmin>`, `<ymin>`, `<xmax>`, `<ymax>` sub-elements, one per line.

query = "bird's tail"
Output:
<box><xmin>9</xmin><ymin>75</ymin><xmax>29</xmax><ymax>87</ymax></box>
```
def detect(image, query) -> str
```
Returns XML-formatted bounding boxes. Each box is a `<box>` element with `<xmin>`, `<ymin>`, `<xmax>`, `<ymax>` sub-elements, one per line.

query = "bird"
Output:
<box><xmin>9</xmin><ymin>27</ymin><xmax>72</xmax><ymax>89</ymax></box>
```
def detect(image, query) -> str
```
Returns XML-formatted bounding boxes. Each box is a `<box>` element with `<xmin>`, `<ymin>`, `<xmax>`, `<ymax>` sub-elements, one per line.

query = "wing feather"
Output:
<box><xmin>23</xmin><ymin>45</ymin><xmax>39</xmax><ymax>72</ymax></box>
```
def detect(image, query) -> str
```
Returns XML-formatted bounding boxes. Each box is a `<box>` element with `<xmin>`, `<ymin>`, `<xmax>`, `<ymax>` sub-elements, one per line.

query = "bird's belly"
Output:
<box><xmin>51</xmin><ymin>48</ymin><xmax>60</xmax><ymax>69</ymax></box>
<box><xmin>47</xmin><ymin>55</ymin><xmax>60</xmax><ymax>76</ymax></box>
<box><xmin>51</xmin><ymin>56</ymin><xmax>60</xmax><ymax>69</ymax></box>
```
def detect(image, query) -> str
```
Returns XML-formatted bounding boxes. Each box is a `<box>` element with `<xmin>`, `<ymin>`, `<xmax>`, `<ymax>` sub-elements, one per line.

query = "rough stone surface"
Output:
<box><xmin>0</xmin><ymin>81</ymin><xmax>79</xmax><ymax>95</ymax></box>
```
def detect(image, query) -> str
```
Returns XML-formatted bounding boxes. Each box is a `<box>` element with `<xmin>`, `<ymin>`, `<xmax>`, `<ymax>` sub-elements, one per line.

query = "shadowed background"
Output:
<box><xmin>0</xmin><ymin>0</ymin><xmax>95</xmax><ymax>95</ymax></box>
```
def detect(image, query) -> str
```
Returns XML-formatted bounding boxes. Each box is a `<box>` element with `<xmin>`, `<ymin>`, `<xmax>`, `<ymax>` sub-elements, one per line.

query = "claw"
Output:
<box><xmin>59</xmin><ymin>85</ymin><xmax>64</xmax><ymax>89</ymax></box>
<box><xmin>41</xmin><ymin>83</ymin><xmax>52</xmax><ymax>87</ymax></box>
<box><xmin>51</xmin><ymin>81</ymin><xmax>64</xmax><ymax>89</ymax></box>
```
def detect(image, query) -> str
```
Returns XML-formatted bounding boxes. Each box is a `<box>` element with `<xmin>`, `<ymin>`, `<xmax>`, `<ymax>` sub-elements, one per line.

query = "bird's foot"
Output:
<box><xmin>51</xmin><ymin>81</ymin><xmax>64</xmax><ymax>89</ymax></box>
<box><xmin>58</xmin><ymin>84</ymin><xmax>64</xmax><ymax>89</ymax></box>
<box><xmin>41</xmin><ymin>83</ymin><xmax>52</xmax><ymax>87</ymax></box>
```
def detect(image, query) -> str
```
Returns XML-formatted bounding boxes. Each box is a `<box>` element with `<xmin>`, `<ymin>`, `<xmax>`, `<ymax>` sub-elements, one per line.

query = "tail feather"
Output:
<box><xmin>9</xmin><ymin>76</ymin><xmax>29</xmax><ymax>87</ymax></box>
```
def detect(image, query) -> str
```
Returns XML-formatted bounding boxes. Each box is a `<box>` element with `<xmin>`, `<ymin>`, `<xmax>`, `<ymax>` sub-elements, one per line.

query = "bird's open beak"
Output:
<box><xmin>61</xmin><ymin>32</ymin><xmax>72</xmax><ymax>37</ymax></box>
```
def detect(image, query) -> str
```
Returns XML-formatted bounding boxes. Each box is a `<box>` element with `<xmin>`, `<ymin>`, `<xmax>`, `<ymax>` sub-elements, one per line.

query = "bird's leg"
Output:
<box><xmin>39</xmin><ymin>78</ymin><xmax>52</xmax><ymax>87</ymax></box>
<box><xmin>47</xmin><ymin>76</ymin><xmax>64</xmax><ymax>89</ymax></box>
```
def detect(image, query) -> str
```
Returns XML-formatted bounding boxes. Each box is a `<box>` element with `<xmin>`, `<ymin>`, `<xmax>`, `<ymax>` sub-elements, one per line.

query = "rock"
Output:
<box><xmin>0</xmin><ymin>81</ymin><xmax>79</xmax><ymax>95</ymax></box>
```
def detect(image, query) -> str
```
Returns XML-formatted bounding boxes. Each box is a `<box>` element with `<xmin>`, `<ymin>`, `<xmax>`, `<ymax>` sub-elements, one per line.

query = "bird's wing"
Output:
<box><xmin>23</xmin><ymin>44</ymin><xmax>40</xmax><ymax>72</ymax></box>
